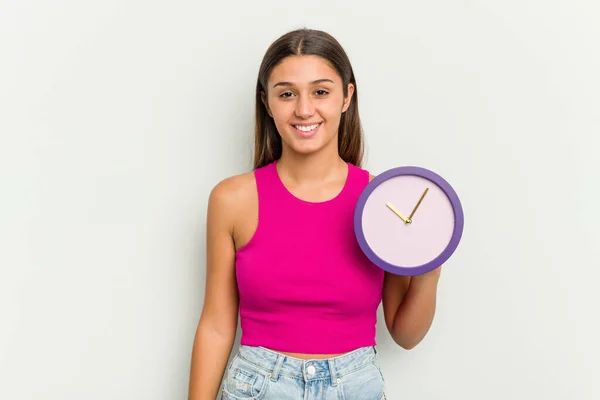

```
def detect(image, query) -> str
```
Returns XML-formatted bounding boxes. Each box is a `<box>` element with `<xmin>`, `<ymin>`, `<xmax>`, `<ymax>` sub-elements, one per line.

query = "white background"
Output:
<box><xmin>1</xmin><ymin>0</ymin><xmax>599</xmax><ymax>399</ymax></box>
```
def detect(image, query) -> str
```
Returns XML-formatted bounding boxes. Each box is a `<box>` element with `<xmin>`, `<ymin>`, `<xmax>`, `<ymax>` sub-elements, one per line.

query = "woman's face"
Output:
<box><xmin>263</xmin><ymin>55</ymin><xmax>354</xmax><ymax>157</ymax></box>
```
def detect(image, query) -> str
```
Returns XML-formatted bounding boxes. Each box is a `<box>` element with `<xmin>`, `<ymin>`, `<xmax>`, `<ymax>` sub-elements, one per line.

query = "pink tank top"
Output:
<box><xmin>235</xmin><ymin>161</ymin><xmax>385</xmax><ymax>354</ymax></box>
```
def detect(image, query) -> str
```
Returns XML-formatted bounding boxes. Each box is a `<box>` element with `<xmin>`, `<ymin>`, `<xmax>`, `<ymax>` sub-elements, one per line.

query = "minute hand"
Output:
<box><xmin>408</xmin><ymin>188</ymin><xmax>429</xmax><ymax>221</ymax></box>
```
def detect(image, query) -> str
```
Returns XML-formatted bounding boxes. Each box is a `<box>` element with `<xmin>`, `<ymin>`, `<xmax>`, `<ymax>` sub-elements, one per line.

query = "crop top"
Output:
<box><xmin>234</xmin><ymin>160</ymin><xmax>385</xmax><ymax>354</ymax></box>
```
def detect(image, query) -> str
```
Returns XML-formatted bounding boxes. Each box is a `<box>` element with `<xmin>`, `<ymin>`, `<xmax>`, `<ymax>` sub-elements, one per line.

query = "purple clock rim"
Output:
<box><xmin>354</xmin><ymin>166</ymin><xmax>464</xmax><ymax>276</ymax></box>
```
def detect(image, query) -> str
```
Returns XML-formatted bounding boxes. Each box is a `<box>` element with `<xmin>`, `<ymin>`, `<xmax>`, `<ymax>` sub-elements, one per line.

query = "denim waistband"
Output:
<box><xmin>236</xmin><ymin>345</ymin><xmax>377</xmax><ymax>382</ymax></box>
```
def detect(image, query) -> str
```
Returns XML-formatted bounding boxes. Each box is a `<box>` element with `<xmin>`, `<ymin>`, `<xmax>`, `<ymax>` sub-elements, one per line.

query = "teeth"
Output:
<box><xmin>295</xmin><ymin>123</ymin><xmax>320</xmax><ymax>132</ymax></box>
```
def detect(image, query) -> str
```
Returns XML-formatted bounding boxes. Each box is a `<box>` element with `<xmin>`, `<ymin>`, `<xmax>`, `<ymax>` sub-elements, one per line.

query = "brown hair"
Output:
<box><xmin>253</xmin><ymin>28</ymin><xmax>364</xmax><ymax>169</ymax></box>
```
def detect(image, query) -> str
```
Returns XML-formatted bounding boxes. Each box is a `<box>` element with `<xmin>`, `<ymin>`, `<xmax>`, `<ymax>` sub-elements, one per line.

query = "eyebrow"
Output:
<box><xmin>272</xmin><ymin>78</ymin><xmax>335</xmax><ymax>88</ymax></box>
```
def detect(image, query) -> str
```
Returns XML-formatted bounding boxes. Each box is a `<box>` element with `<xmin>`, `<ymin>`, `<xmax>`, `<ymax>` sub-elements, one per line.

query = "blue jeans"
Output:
<box><xmin>219</xmin><ymin>345</ymin><xmax>387</xmax><ymax>400</ymax></box>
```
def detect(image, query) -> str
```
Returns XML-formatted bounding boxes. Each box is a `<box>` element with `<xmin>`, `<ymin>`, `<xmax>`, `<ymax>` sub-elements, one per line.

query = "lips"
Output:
<box><xmin>292</xmin><ymin>123</ymin><xmax>321</xmax><ymax>137</ymax></box>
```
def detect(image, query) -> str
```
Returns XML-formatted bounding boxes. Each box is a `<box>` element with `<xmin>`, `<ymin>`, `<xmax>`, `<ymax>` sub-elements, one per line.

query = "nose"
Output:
<box><xmin>295</xmin><ymin>95</ymin><xmax>315</xmax><ymax>119</ymax></box>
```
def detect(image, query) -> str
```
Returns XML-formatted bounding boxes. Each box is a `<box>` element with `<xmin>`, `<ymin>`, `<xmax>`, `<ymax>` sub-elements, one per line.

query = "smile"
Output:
<box><xmin>293</xmin><ymin>123</ymin><xmax>321</xmax><ymax>137</ymax></box>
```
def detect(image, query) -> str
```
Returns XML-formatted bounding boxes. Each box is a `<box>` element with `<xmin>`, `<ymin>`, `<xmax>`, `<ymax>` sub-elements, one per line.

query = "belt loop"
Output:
<box><xmin>328</xmin><ymin>359</ymin><xmax>338</xmax><ymax>386</ymax></box>
<box><xmin>270</xmin><ymin>354</ymin><xmax>284</xmax><ymax>382</ymax></box>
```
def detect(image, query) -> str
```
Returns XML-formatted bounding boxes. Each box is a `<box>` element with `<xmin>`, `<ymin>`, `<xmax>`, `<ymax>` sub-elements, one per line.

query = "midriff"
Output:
<box><xmin>267</xmin><ymin>349</ymin><xmax>348</xmax><ymax>360</ymax></box>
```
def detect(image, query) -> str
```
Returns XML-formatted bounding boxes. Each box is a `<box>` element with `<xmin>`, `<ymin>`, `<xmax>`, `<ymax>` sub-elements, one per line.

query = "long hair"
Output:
<box><xmin>253</xmin><ymin>28</ymin><xmax>364</xmax><ymax>169</ymax></box>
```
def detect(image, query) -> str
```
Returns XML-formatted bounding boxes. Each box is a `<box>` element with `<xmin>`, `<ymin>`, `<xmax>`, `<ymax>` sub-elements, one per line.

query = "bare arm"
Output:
<box><xmin>188</xmin><ymin>181</ymin><xmax>240</xmax><ymax>400</ymax></box>
<box><xmin>382</xmin><ymin>267</ymin><xmax>441</xmax><ymax>350</ymax></box>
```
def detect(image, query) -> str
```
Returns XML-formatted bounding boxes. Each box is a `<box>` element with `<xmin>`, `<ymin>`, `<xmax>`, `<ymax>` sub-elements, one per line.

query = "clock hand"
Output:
<box><xmin>386</xmin><ymin>201</ymin><xmax>410</xmax><ymax>224</ymax></box>
<box><xmin>408</xmin><ymin>188</ymin><xmax>429</xmax><ymax>221</ymax></box>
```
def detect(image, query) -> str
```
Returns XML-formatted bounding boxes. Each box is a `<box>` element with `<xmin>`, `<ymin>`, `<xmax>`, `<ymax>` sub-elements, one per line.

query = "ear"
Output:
<box><xmin>261</xmin><ymin>91</ymin><xmax>273</xmax><ymax>117</ymax></box>
<box><xmin>341</xmin><ymin>83</ymin><xmax>355</xmax><ymax>113</ymax></box>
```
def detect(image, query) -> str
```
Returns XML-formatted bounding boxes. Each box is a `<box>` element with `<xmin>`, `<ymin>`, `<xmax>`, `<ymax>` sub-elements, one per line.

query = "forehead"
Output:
<box><xmin>269</xmin><ymin>55</ymin><xmax>339</xmax><ymax>85</ymax></box>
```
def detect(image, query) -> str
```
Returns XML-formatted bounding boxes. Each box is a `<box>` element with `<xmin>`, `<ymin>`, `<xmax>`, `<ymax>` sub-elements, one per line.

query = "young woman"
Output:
<box><xmin>188</xmin><ymin>28</ymin><xmax>441</xmax><ymax>400</ymax></box>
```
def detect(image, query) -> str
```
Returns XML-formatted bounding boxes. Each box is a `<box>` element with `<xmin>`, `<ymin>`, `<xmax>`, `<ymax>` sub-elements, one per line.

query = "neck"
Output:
<box><xmin>276</xmin><ymin>145</ymin><xmax>346</xmax><ymax>184</ymax></box>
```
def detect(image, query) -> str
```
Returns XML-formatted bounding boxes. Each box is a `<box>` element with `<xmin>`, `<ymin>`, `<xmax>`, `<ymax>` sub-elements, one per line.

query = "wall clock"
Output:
<box><xmin>354</xmin><ymin>166</ymin><xmax>464</xmax><ymax>276</ymax></box>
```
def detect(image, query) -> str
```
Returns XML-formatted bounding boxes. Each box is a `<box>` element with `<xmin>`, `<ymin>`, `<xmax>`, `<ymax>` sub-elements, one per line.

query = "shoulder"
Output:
<box><xmin>349</xmin><ymin>162</ymin><xmax>376</xmax><ymax>183</ymax></box>
<box><xmin>211</xmin><ymin>170</ymin><xmax>255</xmax><ymax>196</ymax></box>
<box><xmin>207</xmin><ymin>171</ymin><xmax>257</xmax><ymax>226</ymax></box>
<box><xmin>209</xmin><ymin>170</ymin><xmax>256</xmax><ymax>206</ymax></box>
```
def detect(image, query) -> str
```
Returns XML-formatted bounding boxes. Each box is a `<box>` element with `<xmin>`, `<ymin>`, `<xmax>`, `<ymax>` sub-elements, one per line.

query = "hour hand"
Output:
<box><xmin>386</xmin><ymin>201</ymin><xmax>410</xmax><ymax>224</ymax></box>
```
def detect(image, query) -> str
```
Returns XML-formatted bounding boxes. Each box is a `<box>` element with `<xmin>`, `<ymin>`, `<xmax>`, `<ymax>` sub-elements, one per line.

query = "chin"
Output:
<box><xmin>289</xmin><ymin>142</ymin><xmax>325</xmax><ymax>156</ymax></box>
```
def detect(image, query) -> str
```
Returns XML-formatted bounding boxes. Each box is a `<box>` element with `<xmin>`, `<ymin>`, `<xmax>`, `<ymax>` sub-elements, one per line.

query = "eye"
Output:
<box><xmin>279</xmin><ymin>92</ymin><xmax>295</xmax><ymax>98</ymax></box>
<box><xmin>315</xmin><ymin>90</ymin><xmax>329</xmax><ymax>96</ymax></box>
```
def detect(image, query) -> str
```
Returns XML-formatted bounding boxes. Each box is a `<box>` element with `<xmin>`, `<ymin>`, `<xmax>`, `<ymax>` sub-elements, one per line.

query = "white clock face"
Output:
<box><xmin>361</xmin><ymin>174</ymin><xmax>455</xmax><ymax>268</ymax></box>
